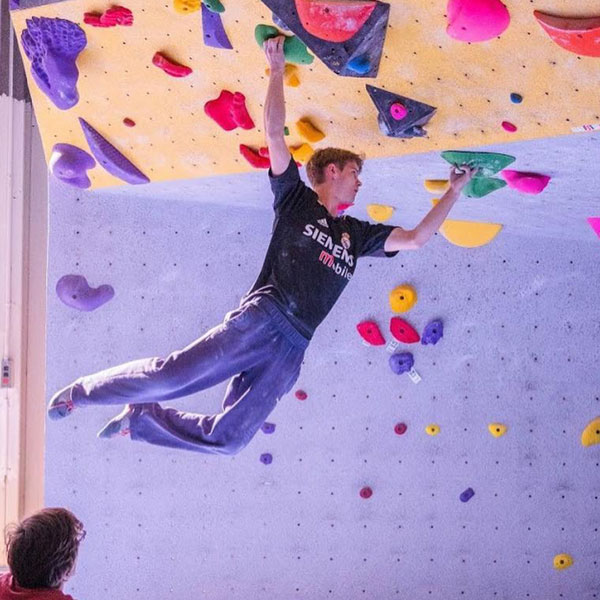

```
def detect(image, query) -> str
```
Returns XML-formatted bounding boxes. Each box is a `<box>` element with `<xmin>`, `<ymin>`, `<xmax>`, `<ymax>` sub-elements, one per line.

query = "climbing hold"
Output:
<box><xmin>431</xmin><ymin>202</ymin><xmax>503</xmax><ymax>247</ymax></box>
<box><xmin>122</xmin><ymin>118</ymin><xmax>135</xmax><ymax>127</ymax></box>
<box><xmin>389</xmin><ymin>317</ymin><xmax>420</xmax><ymax>344</ymax></box>
<box><xmin>204</xmin><ymin>0</ymin><xmax>224</xmax><ymax>13</ymax></box>
<box><xmin>202</xmin><ymin>4</ymin><xmax>233</xmax><ymax>49</ymax></box>
<box><xmin>581</xmin><ymin>417</ymin><xmax>600</xmax><ymax>447</ymax></box>
<box><xmin>359</xmin><ymin>486</ymin><xmax>373</xmax><ymax>499</ymax></box>
<box><xmin>366</xmin><ymin>84</ymin><xmax>436</xmax><ymax>138</ymax></box>
<box><xmin>446</xmin><ymin>0</ymin><xmax>510</xmax><ymax>42</ymax></box>
<box><xmin>389</xmin><ymin>352</ymin><xmax>414</xmax><ymax>375</ymax></box>
<box><xmin>173</xmin><ymin>0</ymin><xmax>200</xmax><ymax>14</ymax></box>
<box><xmin>425</xmin><ymin>424</ymin><xmax>440</xmax><ymax>436</ymax></box>
<box><xmin>488</xmin><ymin>423</ymin><xmax>507</xmax><ymax>438</ymax></box>
<box><xmin>21</xmin><ymin>17</ymin><xmax>86</xmax><ymax>110</ymax></box>
<box><xmin>49</xmin><ymin>143</ymin><xmax>95</xmax><ymax>189</ymax></box>
<box><xmin>56</xmin><ymin>275</ymin><xmax>114</xmax><ymax>311</ymax></box>
<box><xmin>255</xmin><ymin>24</ymin><xmax>314</xmax><ymax>65</ymax></box>
<box><xmin>389</xmin><ymin>284</ymin><xmax>417</xmax><ymax>313</ymax></box>
<box><xmin>390</xmin><ymin>102</ymin><xmax>408</xmax><ymax>120</ymax></box>
<box><xmin>394</xmin><ymin>422</ymin><xmax>407</xmax><ymax>435</ymax></box>
<box><xmin>84</xmin><ymin>6</ymin><xmax>133</xmax><ymax>27</ymax></box>
<box><xmin>587</xmin><ymin>217</ymin><xmax>600</xmax><ymax>239</ymax></box>
<box><xmin>260</xmin><ymin>453</ymin><xmax>273</xmax><ymax>465</ymax></box>
<box><xmin>267</xmin><ymin>64</ymin><xmax>300</xmax><ymax>86</ymax></box>
<box><xmin>296</xmin><ymin>118</ymin><xmax>324</xmax><ymax>143</ymax></box>
<box><xmin>534</xmin><ymin>11</ymin><xmax>600</xmax><ymax>58</ymax></box>
<box><xmin>510</xmin><ymin>92</ymin><xmax>523</xmax><ymax>104</ymax></box>
<box><xmin>356</xmin><ymin>321</ymin><xmax>385</xmax><ymax>346</ymax></box>
<box><xmin>295</xmin><ymin>389</ymin><xmax>308</xmax><ymax>401</ymax></box>
<box><xmin>553</xmin><ymin>554</ymin><xmax>573</xmax><ymax>570</ymax></box>
<box><xmin>421</xmin><ymin>319</ymin><xmax>443</xmax><ymax>345</ymax></box>
<box><xmin>460</xmin><ymin>488</ymin><xmax>475</xmax><ymax>502</ymax></box>
<box><xmin>501</xmin><ymin>121</ymin><xmax>517</xmax><ymax>132</ymax></box>
<box><xmin>284</xmin><ymin>126</ymin><xmax>290</xmax><ymax>136</ymax></box>
<box><xmin>424</xmin><ymin>179</ymin><xmax>449</xmax><ymax>194</ymax></box>
<box><xmin>366</xmin><ymin>204</ymin><xmax>394</xmax><ymax>223</ymax></box>
<box><xmin>79</xmin><ymin>118</ymin><xmax>149</xmax><ymax>185</ymax></box>
<box><xmin>204</xmin><ymin>90</ymin><xmax>255</xmax><ymax>131</ymax></box>
<box><xmin>152</xmin><ymin>52</ymin><xmax>192</xmax><ymax>77</ymax></box>
<box><xmin>501</xmin><ymin>170</ymin><xmax>550</xmax><ymax>195</ymax></box>
<box><xmin>464</xmin><ymin>178</ymin><xmax>506</xmax><ymax>198</ymax></box>
<box><xmin>441</xmin><ymin>150</ymin><xmax>515</xmax><ymax>178</ymax></box>
<box><xmin>240</xmin><ymin>144</ymin><xmax>271</xmax><ymax>169</ymax></box>
<box><xmin>291</xmin><ymin>143</ymin><xmax>313</xmax><ymax>164</ymax></box>
<box><xmin>261</xmin><ymin>422</ymin><xmax>276</xmax><ymax>434</ymax></box>
<box><xmin>261</xmin><ymin>0</ymin><xmax>389</xmax><ymax>77</ymax></box>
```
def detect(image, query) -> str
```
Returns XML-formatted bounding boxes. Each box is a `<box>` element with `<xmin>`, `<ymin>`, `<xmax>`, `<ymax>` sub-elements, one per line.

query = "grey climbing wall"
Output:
<box><xmin>45</xmin><ymin>132</ymin><xmax>600</xmax><ymax>599</ymax></box>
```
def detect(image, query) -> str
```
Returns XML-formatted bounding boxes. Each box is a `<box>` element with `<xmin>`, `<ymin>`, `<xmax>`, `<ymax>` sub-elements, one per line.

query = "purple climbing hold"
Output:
<box><xmin>261</xmin><ymin>422</ymin><xmax>276</xmax><ymax>434</ymax></box>
<box><xmin>202</xmin><ymin>3</ymin><xmax>233</xmax><ymax>49</ymax></box>
<box><xmin>389</xmin><ymin>352</ymin><xmax>414</xmax><ymax>375</ymax></box>
<box><xmin>260</xmin><ymin>452</ymin><xmax>273</xmax><ymax>465</ymax></box>
<box><xmin>9</xmin><ymin>0</ymin><xmax>20</xmax><ymax>9</ymax></box>
<box><xmin>460</xmin><ymin>487</ymin><xmax>475</xmax><ymax>502</ymax></box>
<box><xmin>79</xmin><ymin>118</ymin><xmax>150</xmax><ymax>185</ymax></box>
<box><xmin>21</xmin><ymin>17</ymin><xmax>86</xmax><ymax>110</ymax></box>
<box><xmin>56</xmin><ymin>275</ymin><xmax>114</xmax><ymax>311</ymax></box>
<box><xmin>49</xmin><ymin>143</ymin><xmax>95</xmax><ymax>188</ymax></box>
<box><xmin>422</xmin><ymin>319</ymin><xmax>444</xmax><ymax>345</ymax></box>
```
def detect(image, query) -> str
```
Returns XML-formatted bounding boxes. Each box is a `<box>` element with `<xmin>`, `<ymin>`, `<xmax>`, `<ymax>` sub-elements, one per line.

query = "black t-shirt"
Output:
<box><xmin>242</xmin><ymin>158</ymin><xmax>398</xmax><ymax>339</ymax></box>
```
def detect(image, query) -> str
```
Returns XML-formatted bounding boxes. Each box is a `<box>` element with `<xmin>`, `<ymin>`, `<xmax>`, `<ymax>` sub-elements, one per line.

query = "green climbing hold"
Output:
<box><xmin>203</xmin><ymin>0</ymin><xmax>224</xmax><ymax>13</ymax></box>
<box><xmin>441</xmin><ymin>150</ymin><xmax>515</xmax><ymax>178</ymax></box>
<box><xmin>255</xmin><ymin>24</ymin><xmax>314</xmax><ymax>65</ymax></box>
<box><xmin>463</xmin><ymin>177</ymin><xmax>507</xmax><ymax>198</ymax></box>
<box><xmin>284</xmin><ymin>126</ymin><xmax>289</xmax><ymax>136</ymax></box>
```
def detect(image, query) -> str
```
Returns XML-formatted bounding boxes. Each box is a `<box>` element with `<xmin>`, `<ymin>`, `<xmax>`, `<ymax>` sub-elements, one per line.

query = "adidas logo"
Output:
<box><xmin>317</xmin><ymin>218</ymin><xmax>329</xmax><ymax>228</ymax></box>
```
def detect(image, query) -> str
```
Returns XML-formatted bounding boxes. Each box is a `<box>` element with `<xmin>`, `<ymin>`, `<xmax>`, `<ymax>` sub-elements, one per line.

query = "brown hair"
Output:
<box><xmin>305</xmin><ymin>147</ymin><xmax>364</xmax><ymax>187</ymax></box>
<box><xmin>5</xmin><ymin>508</ymin><xmax>85</xmax><ymax>589</ymax></box>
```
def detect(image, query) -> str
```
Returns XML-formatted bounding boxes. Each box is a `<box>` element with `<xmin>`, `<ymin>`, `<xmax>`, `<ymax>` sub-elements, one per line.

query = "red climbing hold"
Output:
<box><xmin>295</xmin><ymin>389</ymin><xmax>308</xmax><ymax>401</ymax></box>
<box><xmin>84</xmin><ymin>5</ymin><xmax>133</xmax><ymax>27</ymax></box>
<box><xmin>360</xmin><ymin>486</ymin><xmax>373</xmax><ymax>499</ymax></box>
<box><xmin>123</xmin><ymin>118</ymin><xmax>136</xmax><ymax>127</ymax></box>
<box><xmin>389</xmin><ymin>317</ymin><xmax>420</xmax><ymax>344</ymax></box>
<box><xmin>356</xmin><ymin>320</ymin><xmax>385</xmax><ymax>346</ymax></box>
<box><xmin>204</xmin><ymin>90</ymin><xmax>255</xmax><ymax>131</ymax></box>
<box><xmin>295</xmin><ymin>0</ymin><xmax>376</xmax><ymax>43</ymax></box>
<box><xmin>240</xmin><ymin>145</ymin><xmax>270</xmax><ymax>169</ymax></box>
<box><xmin>394</xmin><ymin>422</ymin><xmax>407</xmax><ymax>435</ymax></box>
<box><xmin>152</xmin><ymin>52</ymin><xmax>192</xmax><ymax>77</ymax></box>
<box><xmin>501</xmin><ymin>121</ymin><xmax>517</xmax><ymax>132</ymax></box>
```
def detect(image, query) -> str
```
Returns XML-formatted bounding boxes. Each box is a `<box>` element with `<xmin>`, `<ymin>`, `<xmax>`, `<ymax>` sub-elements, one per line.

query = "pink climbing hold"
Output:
<box><xmin>360</xmin><ymin>486</ymin><xmax>373</xmax><ymax>499</ymax></box>
<box><xmin>446</xmin><ymin>0</ymin><xmax>510</xmax><ymax>42</ymax></box>
<box><xmin>587</xmin><ymin>217</ymin><xmax>600</xmax><ymax>239</ymax></box>
<box><xmin>394</xmin><ymin>422</ymin><xmax>408</xmax><ymax>435</ymax></box>
<box><xmin>295</xmin><ymin>389</ymin><xmax>308</xmax><ymax>401</ymax></box>
<box><xmin>501</xmin><ymin>121</ymin><xmax>517</xmax><ymax>132</ymax></box>
<box><xmin>123</xmin><ymin>117</ymin><xmax>135</xmax><ymax>127</ymax></box>
<box><xmin>204</xmin><ymin>90</ymin><xmax>255</xmax><ymax>131</ymax></box>
<box><xmin>389</xmin><ymin>317</ymin><xmax>420</xmax><ymax>344</ymax></box>
<box><xmin>501</xmin><ymin>170</ymin><xmax>550</xmax><ymax>194</ymax></box>
<box><xmin>239</xmin><ymin>144</ymin><xmax>270</xmax><ymax>169</ymax></box>
<box><xmin>356</xmin><ymin>320</ymin><xmax>385</xmax><ymax>346</ymax></box>
<box><xmin>390</xmin><ymin>102</ymin><xmax>408</xmax><ymax>120</ymax></box>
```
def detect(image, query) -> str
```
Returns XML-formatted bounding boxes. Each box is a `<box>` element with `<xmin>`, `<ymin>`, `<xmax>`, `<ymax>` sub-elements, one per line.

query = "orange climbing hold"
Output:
<box><xmin>294</xmin><ymin>0</ymin><xmax>376</xmax><ymax>43</ymax></box>
<box><xmin>534</xmin><ymin>11</ymin><xmax>600</xmax><ymax>58</ymax></box>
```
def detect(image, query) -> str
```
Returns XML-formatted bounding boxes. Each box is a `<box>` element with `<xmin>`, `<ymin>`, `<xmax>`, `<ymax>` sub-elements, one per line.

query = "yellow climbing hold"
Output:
<box><xmin>488</xmin><ymin>423</ymin><xmax>507</xmax><ymax>438</ymax></box>
<box><xmin>366</xmin><ymin>204</ymin><xmax>394</xmax><ymax>223</ymax></box>
<box><xmin>389</xmin><ymin>284</ymin><xmax>417</xmax><ymax>313</ymax></box>
<box><xmin>426</xmin><ymin>424</ymin><xmax>440</xmax><ymax>436</ymax></box>
<box><xmin>291</xmin><ymin>143</ymin><xmax>314</xmax><ymax>163</ymax></box>
<box><xmin>553</xmin><ymin>554</ymin><xmax>573</xmax><ymax>570</ymax></box>
<box><xmin>173</xmin><ymin>0</ymin><xmax>200</xmax><ymax>13</ymax></box>
<box><xmin>265</xmin><ymin>64</ymin><xmax>300</xmax><ymax>87</ymax></box>
<box><xmin>424</xmin><ymin>179</ymin><xmax>449</xmax><ymax>193</ymax></box>
<box><xmin>296</xmin><ymin>118</ymin><xmax>325</xmax><ymax>143</ymax></box>
<box><xmin>581</xmin><ymin>416</ymin><xmax>600</xmax><ymax>447</ymax></box>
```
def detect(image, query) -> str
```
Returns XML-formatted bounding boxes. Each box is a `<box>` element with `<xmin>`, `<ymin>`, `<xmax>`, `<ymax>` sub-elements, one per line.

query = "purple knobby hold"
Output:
<box><xmin>389</xmin><ymin>352</ymin><xmax>414</xmax><ymax>375</ymax></box>
<box><xmin>261</xmin><ymin>422</ymin><xmax>276</xmax><ymax>434</ymax></box>
<box><xmin>201</xmin><ymin>4</ymin><xmax>233</xmax><ymax>49</ymax></box>
<box><xmin>21</xmin><ymin>17</ymin><xmax>86</xmax><ymax>110</ymax></box>
<box><xmin>422</xmin><ymin>319</ymin><xmax>444</xmax><ymax>345</ymax></box>
<box><xmin>49</xmin><ymin>143</ymin><xmax>95</xmax><ymax>188</ymax></box>
<box><xmin>460</xmin><ymin>487</ymin><xmax>475</xmax><ymax>503</ymax></box>
<box><xmin>79</xmin><ymin>118</ymin><xmax>150</xmax><ymax>185</ymax></box>
<box><xmin>56</xmin><ymin>275</ymin><xmax>114</xmax><ymax>311</ymax></box>
<box><xmin>260</xmin><ymin>453</ymin><xmax>273</xmax><ymax>465</ymax></box>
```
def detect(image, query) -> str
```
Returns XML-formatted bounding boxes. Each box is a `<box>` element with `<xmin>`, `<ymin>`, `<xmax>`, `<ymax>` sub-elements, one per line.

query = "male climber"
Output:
<box><xmin>47</xmin><ymin>37</ymin><xmax>475</xmax><ymax>455</ymax></box>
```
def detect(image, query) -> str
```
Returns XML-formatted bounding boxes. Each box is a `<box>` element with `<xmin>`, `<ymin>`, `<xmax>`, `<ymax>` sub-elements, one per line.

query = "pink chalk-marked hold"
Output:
<box><xmin>295</xmin><ymin>389</ymin><xmax>308</xmax><ymax>401</ymax></box>
<box><xmin>446</xmin><ymin>0</ymin><xmax>510</xmax><ymax>42</ymax></box>
<box><xmin>360</xmin><ymin>486</ymin><xmax>373</xmax><ymax>499</ymax></box>
<box><xmin>56</xmin><ymin>274</ymin><xmax>114</xmax><ymax>311</ymax></box>
<box><xmin>501</xmin><ymin>121</ymin><xmax>517</xmax><ymax>132</ymax></box>
<box><xmin>501</xmin><ymin>170</ymin><xmax>550</xmax><ymax>194</ymax></box>
<box><xmin>587</xmin><ymin>217</ymin><xmax>600</xmax><ymax>239</ymax></box>
<box><xmin>390</xmin><ymin>102</ymin><xmax>408</xmax><ymax>120</ymax></box>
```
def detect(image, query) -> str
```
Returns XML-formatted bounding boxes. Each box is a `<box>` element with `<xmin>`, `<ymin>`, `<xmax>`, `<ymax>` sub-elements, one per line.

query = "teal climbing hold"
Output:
<box><xmin>441</xmin><ymin>150</ymin><xmax>515</xmax><ymax>177</ymax></box>
<box><xmin>255</xmin><ymin>24</ymin><xmax>314</xmax><ymax>64</ymax></box>
<box><xmin>204</xmin><ymin>0</ymin><xmax>224</xmax><ymax>13</ymax></box>
<box><xmin>463</xmin><ymin>177</ymin><xmax>506</xmax><ymax>198</ymax></box>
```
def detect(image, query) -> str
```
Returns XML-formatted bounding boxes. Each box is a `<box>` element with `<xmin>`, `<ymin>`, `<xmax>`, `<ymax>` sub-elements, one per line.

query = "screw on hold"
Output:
<box><xmin>390</xmin><ymin>102</ymin><xmax>408</xmax><ymax>120</ymax></box>
<box><xmin>394</xmin><ymin>422</ymin><xmax>407</xmax><ymax>435</ymax></box>
<box><xmin>260</xmin><ymin>453</ymin><xmax>273</xmax><ymax>465</ymax></box>
<box><xmin>360</xmin><ymin>486</ymin><xmax>373</xmax><ymax>499</ymax></box>
<box><xmin>460</xmin><ymin>487</ymin><xmax>475</xmax><ymax>502</ymax></box>
<box><xmin>295</xmin><ymin>389</ymin><xmax>307</xmax><ymax>400</ymax></box>
<box><xmin>261</xmin><ymin>422</ymin><xmax>276</xmax><ymax>434</ymax></box>
<box><xmin>510</xmin><ymin>92</ymin><xmax>523</xmax><ymax>103</ymax></box>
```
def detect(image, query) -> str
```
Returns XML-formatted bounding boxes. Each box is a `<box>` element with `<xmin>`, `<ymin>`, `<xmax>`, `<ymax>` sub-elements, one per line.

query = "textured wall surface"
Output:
<box><xmin>45</xmin><ymin>131</ymin><xmax>600</xmax><ymax>599</ymax></box>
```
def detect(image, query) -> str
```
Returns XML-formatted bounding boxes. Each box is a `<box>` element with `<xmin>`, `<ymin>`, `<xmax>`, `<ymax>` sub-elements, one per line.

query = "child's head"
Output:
<box><xmin>5</xmin><ymin>507</ymin><xmax>85</xmax><ymax>589</ymax></box>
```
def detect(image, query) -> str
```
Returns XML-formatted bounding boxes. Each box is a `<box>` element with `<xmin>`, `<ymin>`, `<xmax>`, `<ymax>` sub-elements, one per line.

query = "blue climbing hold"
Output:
<box><xmin>389</xmin><ymin>352</ymin><xmax>414</xmax><ymax>375</ymax></box>
<box><xmin>460</xmin><ymin>487</ymin><xmax>475</xmax><ymax>502</ymax></box>
<box><xmin>422</xmin><ymin>319</ymin><xmax>444</xmax><ymax>345</ymax></box>
<box><xmin>261</xmin><ymin>422</ymin><xmax>276</xmax><ymax>434</ymax></box>
<box><xmin>260</xmin><ymin>453</ymin><xmax>273</xmax><ymax>465</ymax></box>
<box><xmin>347</xmin><ymin>54</ymin><xmax>371</xmax><ymax>75</ymax></box>
<box><xmin>510</xmin><ymin>93</ymin><xmax>523</xmax><ymax>104</ymax></box>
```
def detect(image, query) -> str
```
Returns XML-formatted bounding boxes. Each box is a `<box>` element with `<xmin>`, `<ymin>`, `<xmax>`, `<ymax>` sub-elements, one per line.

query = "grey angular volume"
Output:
<box><xmin>79</xmin><ymin>118</ymin><xmax>150</xmax><ymax>185</ymax></box>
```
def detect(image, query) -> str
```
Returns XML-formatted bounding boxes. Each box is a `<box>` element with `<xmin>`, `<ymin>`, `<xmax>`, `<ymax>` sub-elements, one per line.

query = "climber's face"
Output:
<box><xmin>332</xmin><ymin>160</ymin><xmax>362</xmax><ymax>204</ymax></box>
